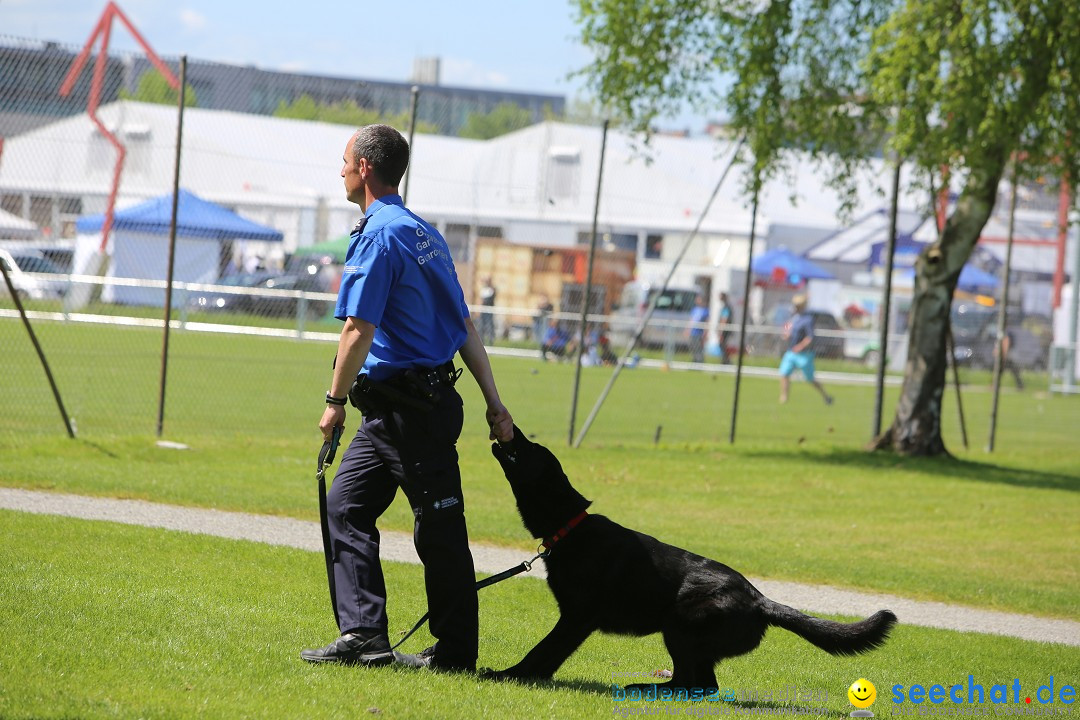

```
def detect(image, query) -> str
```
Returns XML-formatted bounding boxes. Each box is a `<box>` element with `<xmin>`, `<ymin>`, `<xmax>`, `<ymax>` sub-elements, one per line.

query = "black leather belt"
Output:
<box><xmin>351</xmin><ymin>361</ymin><xmax>461</xmax><ymax>413</ymax></box>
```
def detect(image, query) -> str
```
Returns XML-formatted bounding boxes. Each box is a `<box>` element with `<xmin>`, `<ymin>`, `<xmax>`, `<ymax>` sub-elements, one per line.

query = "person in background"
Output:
<box><xmin>778</xmin><ymin>294</ymin><xmax>834</xmax><ymax>405</ymax></box>
<box><xmin>478</xmin><ymin>276</ymin><xmax>497</xmax><ymax>345</ymax></box>
<box><xmin>534</xmin><ymin>294</ymin><xmax>554</xmax><ymax>356</ymax></box>
<box><xmin>715</xmin><ymin>291</ymin><xmax>733</xmax><ymax>363</ymax></box>
<box><xmin>998</xmin><ymin>327</ymin><xmax>1025</xmax><ymax>390</ymax></box>
<box><xmin>541</xmin><ymin>318</ymin><xmax>571</xmax><ymax>361</ymax></box>
<box><xmin>686</xmin><ymin>294</ymin><xmax>709</xmax><ymax>364</ymax></box>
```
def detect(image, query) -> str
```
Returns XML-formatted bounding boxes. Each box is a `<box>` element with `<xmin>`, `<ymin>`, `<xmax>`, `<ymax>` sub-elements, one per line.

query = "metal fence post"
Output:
<box><xmin>873</xmin><ymin>158</ymin><xmax>902</xmax><ymax>439</ymax></box>
<box><xmin>402</xmin><ymin>85</ymin><xmax>420</xmax><ymax>205</ymax></box>
<box><xmin>988</xmin><ymin>167</ymin><xmax>1019</xmax><ymax>452</ymax></box>
<box><xmin>156</xmin><ymin>54</ymin><xmax>187</xmax><ymax>438</ymax></box>
<box><xmin>729</xmin><ymin>185</ymin><xmax>760</xmax><ymax>445</ymax></box>
<box><xmin>569</xmin><ymin>119</ymin><xmax>609</xmax><ymax>446</ymax></box>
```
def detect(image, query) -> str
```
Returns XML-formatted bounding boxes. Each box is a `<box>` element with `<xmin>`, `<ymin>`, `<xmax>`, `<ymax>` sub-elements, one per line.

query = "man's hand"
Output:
<box><xmin>319</xmin><ymin>404</ymin><xmax>346</xmax><ymax>442</ymax></box>
<box><xmin>486</xmin><ymin>402</ymin><xmax>514</xmax><ymax>442</ymax></box>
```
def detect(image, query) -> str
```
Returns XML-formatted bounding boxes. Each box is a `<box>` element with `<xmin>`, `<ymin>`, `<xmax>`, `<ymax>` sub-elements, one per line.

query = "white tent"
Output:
<box><xmin>0</xmin><ymin>206</ymin><xmax>39</xmax><ymax>239</ymax></box>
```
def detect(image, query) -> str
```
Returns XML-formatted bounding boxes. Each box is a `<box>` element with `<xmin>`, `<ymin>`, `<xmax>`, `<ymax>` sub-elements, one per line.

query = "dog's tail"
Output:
<box><xmin>762</xmin><ymin>600</ymin><xmax>897</xmax><ymax>656</ymax></box>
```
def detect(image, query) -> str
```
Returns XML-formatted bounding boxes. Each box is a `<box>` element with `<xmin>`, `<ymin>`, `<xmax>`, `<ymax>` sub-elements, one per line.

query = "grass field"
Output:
<box><xmin>0</xmin><ymin>511</ymin><xmax>1075</xmax><ymax>720</ymax></box>
<box><xmin>1</xmin><ymin>317</ymin><xmax>1077</xmax><ymax>718</ymax></box>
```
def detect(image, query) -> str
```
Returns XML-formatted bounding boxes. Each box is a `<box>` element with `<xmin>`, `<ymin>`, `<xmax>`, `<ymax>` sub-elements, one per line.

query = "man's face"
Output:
<box><xmin>341</xmin><ymin>134</ymin><xmax>364</xmax><ymax>207</ymax></box>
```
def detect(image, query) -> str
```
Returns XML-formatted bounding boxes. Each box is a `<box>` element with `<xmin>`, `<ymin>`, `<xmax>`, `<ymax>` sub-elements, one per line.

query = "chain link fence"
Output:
<box><xmin>1</xmin><ymin>33</ymin><xmax>1075</xmax><ymax>447</ymax></box>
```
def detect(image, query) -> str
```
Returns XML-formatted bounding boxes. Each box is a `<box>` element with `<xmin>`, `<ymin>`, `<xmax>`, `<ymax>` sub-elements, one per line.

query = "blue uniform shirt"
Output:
<box><xmin>787</xmin><ymin>313</ymin><xmax>815</xmax><ymax>352</ymax></box>
<box><xmin>689</xmin><ymin>305</ymin><xmax>709</xmax><ymax>337</ymax></box>
<box><xmin>335</xmin><ymin>195</ymin><xmax>469</xmax><ymax>381</ymax></box>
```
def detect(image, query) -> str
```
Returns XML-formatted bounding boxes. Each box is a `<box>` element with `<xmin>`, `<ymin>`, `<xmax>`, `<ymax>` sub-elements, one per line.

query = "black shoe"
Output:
<box><xmin>300</xmin><ymin>631</ymin><xmax>394</xmax><ymax>666</ymax></box>
<box><xmin>393</xmin><ymin>644</ymin><xmax>436</xmax><ymax>669</ymax></box>
<box><xmin>394</xmin><ymin>644</ymin><xmax>475</xmax><ymax>673</ymax></box>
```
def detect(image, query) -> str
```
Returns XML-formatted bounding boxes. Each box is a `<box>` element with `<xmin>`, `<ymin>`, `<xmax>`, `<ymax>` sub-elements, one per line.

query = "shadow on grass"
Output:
<box><xmin>477</xmin><ymin>672</ymin><xmax>613</xmax><ymax>697</ymax></box>
<box><xmin>81</xmin><ymin>440</ymin><xmax>120</xmax><ymax>459</ymax></box>
<box><xmin>745</xmin><ymin>448</ymin><xmax>1079</xmax><ymax>493</ymax></box>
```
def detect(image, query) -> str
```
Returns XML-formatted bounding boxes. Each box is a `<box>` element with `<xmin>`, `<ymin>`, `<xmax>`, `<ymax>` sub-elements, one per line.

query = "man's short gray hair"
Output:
<box><xmin>351</xmin><ymin>125</ymin><xmax>410</xmax><ymax>187</ymax></box>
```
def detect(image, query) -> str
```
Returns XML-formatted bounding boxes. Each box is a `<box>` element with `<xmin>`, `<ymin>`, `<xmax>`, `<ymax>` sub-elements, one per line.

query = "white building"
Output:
<box><xmin>4</xmin><ymin>100</ymin><xmax>1065</xmax><ymax>312</ymax></box>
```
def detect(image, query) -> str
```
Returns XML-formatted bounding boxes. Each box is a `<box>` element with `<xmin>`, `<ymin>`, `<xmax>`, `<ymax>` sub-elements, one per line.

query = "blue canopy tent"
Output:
<box><xmin>751</xmin><ymin>247</ymin><xmax>835</xmax><ymax>286</ymax></box>
<box><xmin>866</xmin><ymin>234</ymin><xmax>1000</xmax><ymax>293</ymax></box>
<box><xmin>868</xmin><ymin>235</ymin><xmax>926</xmax><ymax>269</ymax></box>
<box><xmin>75</xmin><ymin>190</ymin><xmax>283</xmax><ymax>306</ymax></box>
<box><xmin>956</xmin><ymin>264</ymin><xmax>1000</xmax><ymax>292</ymax></box>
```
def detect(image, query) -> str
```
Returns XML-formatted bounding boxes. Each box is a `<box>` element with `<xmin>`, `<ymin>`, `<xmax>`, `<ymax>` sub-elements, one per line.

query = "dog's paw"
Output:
<box><xmin>479</xmin><ymin>667</ymin><xmax>513</xmax><ymax>681</ymax></box>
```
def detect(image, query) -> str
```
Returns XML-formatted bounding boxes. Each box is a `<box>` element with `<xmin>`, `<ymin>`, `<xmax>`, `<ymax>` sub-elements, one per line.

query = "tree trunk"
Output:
<box><xmin>871</xmin><ymin>152</ymin><xmax>1007</xmax><ymax>456</ymax></box>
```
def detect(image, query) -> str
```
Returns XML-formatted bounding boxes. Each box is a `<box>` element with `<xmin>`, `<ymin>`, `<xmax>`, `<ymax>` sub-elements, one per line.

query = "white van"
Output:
<box><xmin>0</xmin><ymin>247</ymin><xmax>66</xmax><ymax>300</ymax></box>
<box><xmin>608</xmin><ymin>281</ymin><xmax>701</xmax><ymax>350</ymax></box>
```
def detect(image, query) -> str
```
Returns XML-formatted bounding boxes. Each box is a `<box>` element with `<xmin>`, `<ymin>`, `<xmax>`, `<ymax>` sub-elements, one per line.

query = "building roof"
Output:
<box><xmin>807</xmin><ymin>201</ymin><xmax>1076</xmax><ymax>276</ymax></box>
<box><xmin>0</xmin><ymin>100</ymin><xmax>1055</xmax><ymax>261</ymax></box>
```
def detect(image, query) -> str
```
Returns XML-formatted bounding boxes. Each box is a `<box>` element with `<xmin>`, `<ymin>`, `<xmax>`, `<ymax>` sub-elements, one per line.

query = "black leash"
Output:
<box><xmin>316</xmin><ymin>424</ymin><xmax>344</xmax><ymax>629</ymax></box>
<box><xmin>389</xmin><ymin>550</ymin><xmax>546</xmax><ymax>651</ymax></box>
<box><xmin>315</xmin><ymin>428</ymin><xmax>544</xmax><ymax>651</ymax></box>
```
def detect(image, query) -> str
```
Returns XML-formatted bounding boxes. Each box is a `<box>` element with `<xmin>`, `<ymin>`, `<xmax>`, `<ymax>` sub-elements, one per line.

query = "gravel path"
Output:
<box><xmin>2</xmin><ymin>487</ymin><xmax>1076</xmax><ymax>647</ymax></box>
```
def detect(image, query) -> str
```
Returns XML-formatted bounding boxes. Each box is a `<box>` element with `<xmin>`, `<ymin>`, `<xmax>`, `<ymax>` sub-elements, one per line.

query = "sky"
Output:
<box><xmin>0</xmin><ymin>0</ymin><xmax>708</xmax><ymax>132</ymax></box>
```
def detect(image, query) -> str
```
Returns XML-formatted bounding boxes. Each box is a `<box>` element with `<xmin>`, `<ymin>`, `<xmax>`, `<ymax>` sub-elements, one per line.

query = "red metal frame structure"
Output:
<box><xmin>58</xmin><ymin>2</ymin><xmax>179</xmax><ymax>252</ymax></box>
<box><xmin>1052</xmin><ymin>179</ymin><xmax>1072</xmax><ymax>308</ymax></box>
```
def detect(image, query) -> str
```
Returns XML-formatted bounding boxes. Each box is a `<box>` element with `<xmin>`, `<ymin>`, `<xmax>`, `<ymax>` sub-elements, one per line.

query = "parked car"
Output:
<box><xmin>949</xmin><ymin>302</ymin><xmax>1047</xmax><ymax>370</ymax></box>
<box><xmin>188</xmin><ymin>270</ymin><xmax>332</xmax><ymax>319</ymax></box>
<box><xmin>607</xmin><ymin>281</ymin><xmax>701</xmax><ymax>350</ymax></box>
<box><xmin>0</xmin><ymin>248</ymin><xmax>67</xmax><ymax>300</ymax></box>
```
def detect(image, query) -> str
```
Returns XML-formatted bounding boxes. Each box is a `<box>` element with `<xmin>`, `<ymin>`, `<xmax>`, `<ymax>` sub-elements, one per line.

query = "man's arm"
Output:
<box><xmin>319</xmin><ymin>317</ymin><xmax>376</xmax><ymax>441</ymax></box>
<box><xmin>459</xmin><ymin>316</ymin><xmax>514</xmax><ymax>442</ymax></box>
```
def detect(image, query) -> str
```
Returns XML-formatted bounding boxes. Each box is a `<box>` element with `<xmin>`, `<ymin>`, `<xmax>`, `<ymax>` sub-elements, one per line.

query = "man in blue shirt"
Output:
<box><xmin>715</xmin><ymin>291</ymin><xmax>733</xmax><ymax>363</ymax></box>
<box><xmin>778</xmin><ymin>295</ymin><xmax>834</xmax><ymax>405</ymax></box>
<box><xmin>301</xmin><ymin>125</ymin><xmax>514</xmax><ymax>672</ymax></box>
<box><xmin>686</xmin><ymin>294</ymin><xmax>709</xmax><ymax>363</ymax></box>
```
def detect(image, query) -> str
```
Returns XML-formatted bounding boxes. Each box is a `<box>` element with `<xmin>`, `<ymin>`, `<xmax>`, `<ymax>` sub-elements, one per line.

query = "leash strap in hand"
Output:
<box><xmin>317</xmin><ymin>425</ymin><xmax>343</xmax><ymax>629</ymax></box>
<box><xmin>317</xmin><ymin>425</ymin><xmax>343</xmax><ymax>481</ymax></box>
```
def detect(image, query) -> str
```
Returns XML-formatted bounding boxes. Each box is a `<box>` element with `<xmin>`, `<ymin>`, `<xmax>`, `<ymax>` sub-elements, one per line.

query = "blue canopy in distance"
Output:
<box><xmin>751</xmin><ymin>248</ymin><xmax>835</xmax><ymax>284</ymax></box>
<box><xmin>76</xmin><ymin>189</ymin><xmax>283</xmax><ymax>242</ymax></box>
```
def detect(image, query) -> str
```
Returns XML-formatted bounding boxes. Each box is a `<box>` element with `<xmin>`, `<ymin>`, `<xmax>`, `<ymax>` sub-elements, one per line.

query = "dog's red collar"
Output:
<box><xmin>541</xmin><ymin>509</ymin><xmax>589</xmax><ymax>551</ymax></box>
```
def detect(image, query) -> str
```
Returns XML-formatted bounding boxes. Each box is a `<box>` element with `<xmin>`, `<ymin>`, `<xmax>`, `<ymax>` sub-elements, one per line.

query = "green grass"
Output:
<box><xmin>0</xmin><ymin>511</ymin><xmax>1075</xmax><ymax>720</ymax></box>
<box><xmin>2</xmin><ymin>318</ymin><xmax>1078</xmax><ymax>621</ymax></box>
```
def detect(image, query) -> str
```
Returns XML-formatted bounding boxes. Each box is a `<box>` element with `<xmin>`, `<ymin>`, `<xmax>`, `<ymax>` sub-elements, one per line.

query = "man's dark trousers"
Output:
<box><xmin>326</xmin><ymin>384</ymin><xmax>478</xmax><ymax>667</ymax></box>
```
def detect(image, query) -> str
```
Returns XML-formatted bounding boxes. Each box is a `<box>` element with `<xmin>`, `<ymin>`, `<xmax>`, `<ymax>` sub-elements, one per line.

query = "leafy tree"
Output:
<box><xmin>273</xmin><ymin>95</ymin><xmax>439</xmax><ymax>133</ymax></box>
<box><xmin>575</xmin><ymin>0</ymin><xmax>1080</xmax><ymax>456</ymax></box>
<box><xmin>458</xmin><ymin>102</ymin><xmax>534</xmax><ymax>139</ymax></box>
<box><xmin>119</xmin><ymin>71</ymin><xmax>197</xmax><ymax>107</ymax></box>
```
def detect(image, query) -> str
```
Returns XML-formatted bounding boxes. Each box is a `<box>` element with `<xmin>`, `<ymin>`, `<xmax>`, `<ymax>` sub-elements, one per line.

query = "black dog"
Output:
<box><xmin>486</xmin><ymin>428</ymin><xmax>896</xmax><ymax>690</ymax></box>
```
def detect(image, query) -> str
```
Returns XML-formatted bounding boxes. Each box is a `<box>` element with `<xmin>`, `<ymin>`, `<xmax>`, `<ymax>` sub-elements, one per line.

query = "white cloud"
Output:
<box><xmin>178</xmin><ymin>8</ymin><xmax>207</xmax><ymax>32</ymax></box>
<box><xmin>440</xmin><ymin>57</ymin><xmax>510</xmax><ymax>89</ymax></box>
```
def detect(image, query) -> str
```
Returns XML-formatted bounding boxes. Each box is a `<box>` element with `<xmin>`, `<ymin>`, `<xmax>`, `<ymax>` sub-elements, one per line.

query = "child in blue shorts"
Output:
<box><xmin>779</xmin><ymin>295</ymin><xmax>834</xmax><ymax>405</ymax></box>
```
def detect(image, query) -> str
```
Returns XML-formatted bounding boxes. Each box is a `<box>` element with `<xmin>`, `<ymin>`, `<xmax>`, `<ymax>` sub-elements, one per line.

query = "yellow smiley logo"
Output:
<box><xmin>848</xmin><ymin>678</ymin><xmax>877</xmax><ymax>709</ymax></box>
